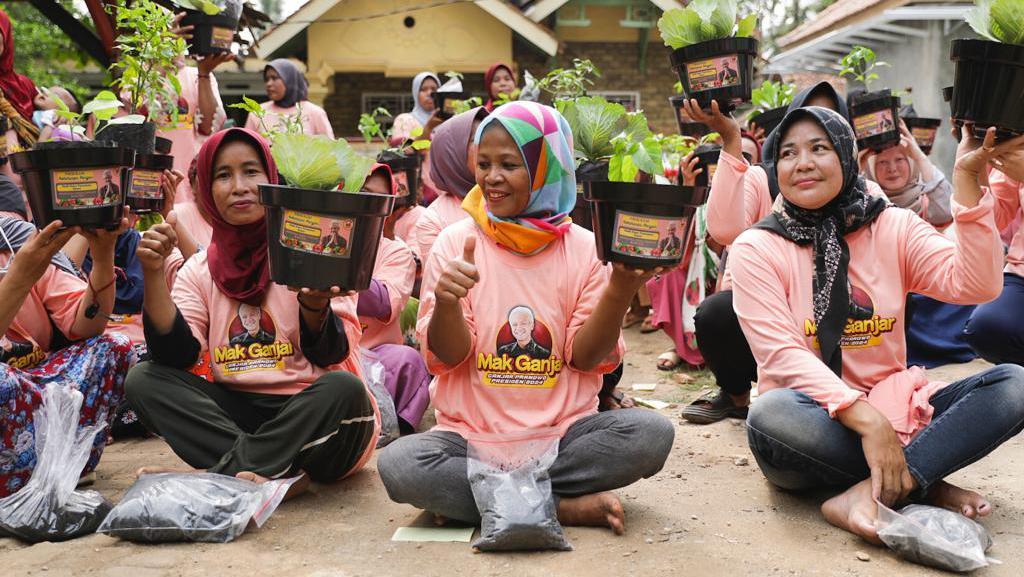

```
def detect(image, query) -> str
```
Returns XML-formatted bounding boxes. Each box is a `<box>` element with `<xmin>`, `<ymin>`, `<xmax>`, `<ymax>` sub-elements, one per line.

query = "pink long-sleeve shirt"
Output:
<box><xmin>359</xmin><ymin>237</ymin><xmax>416</xmax><ymax>350</ymax></box>
<box><xmin>988</xmin><ymin>168</ymin><xmax>1024</xmax><ymax>277</ymax></box>
<box><xmin>729</xmin><ymin>197</ymin><xmax>1002</xmax><ymax>442</ymax></box>
<box><xmin>413</xmin><ymin>192</ymin><xmax>469</xmax><ymax>261</ymax></box>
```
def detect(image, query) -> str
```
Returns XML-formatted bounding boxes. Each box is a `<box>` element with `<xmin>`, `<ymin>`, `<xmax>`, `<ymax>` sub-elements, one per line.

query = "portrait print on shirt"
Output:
<box><xmin>0</xmin><ymin>330</ymin><xmax>44</xmax><ymax>370</ymax></box>
<box><xmin>477</xmin><ymin>305</ymin><xmax>563</xmax><ymax>388</ymax></box>
<box><xmin>214</xmin><ymin>303</ymin><xmax>295</xmax><ymax>375</ymax></box>
<box><xmin>803</xmin><ymin>285</ymin><xmax>896</xmax><ymax>350</ymax></box>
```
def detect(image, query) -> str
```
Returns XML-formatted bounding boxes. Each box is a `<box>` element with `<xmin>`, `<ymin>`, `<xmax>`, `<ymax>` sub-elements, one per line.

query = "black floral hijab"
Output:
<box><xmin>753</xmin><ymin>106</ymin><xmax>889</xmax><ymax>377</ymax></box>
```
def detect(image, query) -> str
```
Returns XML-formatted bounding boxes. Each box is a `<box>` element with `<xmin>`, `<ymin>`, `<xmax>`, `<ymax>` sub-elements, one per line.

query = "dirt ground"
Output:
<box><xmin>3</xmin><ymin>328</ymin><xmax>1022</xmax><ymax>576</ymax></box>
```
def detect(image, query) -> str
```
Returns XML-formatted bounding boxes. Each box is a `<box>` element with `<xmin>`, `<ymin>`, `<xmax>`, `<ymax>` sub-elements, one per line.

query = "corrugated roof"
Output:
<box><xmin>778</xmin><ymin>0</ymin><xmax>909</xmax><ymax>49</ymax></box>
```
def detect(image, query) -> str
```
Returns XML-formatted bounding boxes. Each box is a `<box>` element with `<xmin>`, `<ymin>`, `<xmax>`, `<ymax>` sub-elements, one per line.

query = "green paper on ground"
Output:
<box><xmin>391</xmin><ymin>526</ymin><xmax>475</xmax><ymax>543</ymax></box>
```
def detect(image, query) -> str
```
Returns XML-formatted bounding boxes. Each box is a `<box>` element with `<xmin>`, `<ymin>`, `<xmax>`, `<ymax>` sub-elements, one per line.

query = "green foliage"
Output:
<box><xmin>444</xmin><ymin>71</ymin><xmax>464</xmax><ymax>81</ymax></box>
<box><xmin>333</xmin><ymin>138</ymin><xmax>376</xmax><ymax>193</ymax></box>
<box><xmin>493</xmin><ymin>88</ymin><xmax>521</xmax><ymax>107</ymax></box>
<box><xmin>174</xmin><ymin>0</ymin><xmax>225</xmax><ymax>15</ymax></box>
<box><xmin>658</xmin><ymin>0</ymin><xmax>758</xmax><ymax>50</ymax></box>
<box><xmin>358</xmin><ymin>107</ymin><xmax>390</xmax><ymax>144</ymax></box>
<box><xmin>0</xmin><ymin>2</ymin><xmax>92</xmax><ymax>99</ymax></box>
<box><xmin>838</xmin><ymin>45</ymin><xmax>890</xmax><ymax>91</ymax></box>
<box><xmin>537</xmin><ymin>59</ymin><xmax>601</xmax><ymax>101</ymax></box>
<box><xmin>49</xmin><ymin>90</ymin><xmax>129</xmax><ymax>139</ymax></box>
<box><xmin>967</xmin><ymin>0</ymin><xmax>1024</xmax><ymax>45</ymax></box>
<box><xmin>556</xmin><ymin>96</ymin><xmax>662</xmax><ymax>183</ymax></box>
<box><xmin>451</xmin><ymin>96</ymin><xmax>483</xmax><ymax>115</ymax></box>
<box><xmin>109</xmin><ymin>0</ymin><xmax>187</xmax><ymax>119</ymax></box>
<box><xmin>750</xmin><ymin>80</ymin><xmax>796</xmax><ymax>112</ymax></box>
<box><xmin>272</xmin><ymin>134</ymin><xmax>343</xmax><ymax>190</ymax></box>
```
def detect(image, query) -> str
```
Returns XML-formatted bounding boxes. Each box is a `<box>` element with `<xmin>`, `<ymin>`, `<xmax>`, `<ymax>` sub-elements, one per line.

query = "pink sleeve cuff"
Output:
<box><xmin>719</xmin><ymin>149</ymin><xmax>750</xmax><ymax>173</ymax></box>
<box><xmin>826</xmin><ymin>390</ymin><xmax>867</xmax><ymax>418</ymax></box>
<box><xmin>951</xmin><ymin>189</ymin><xmax>996</xmax><ymax>222</ymax></box>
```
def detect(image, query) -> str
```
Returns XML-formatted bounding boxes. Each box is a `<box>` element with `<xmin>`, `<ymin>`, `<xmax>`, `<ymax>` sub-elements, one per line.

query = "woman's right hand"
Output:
<box><xmin>681</xmin><ymin>99</ymin><xmax>741</xmax><ymax>143</ymax></box>
<box><xmin>680</xmin><ymin>153</ymin><xmax>702</xmax><ymax>187</ymax></box>
<box><xmin>434</xmin><ymin>236</ymin><xmax>479</xmax><ymax>305</ymax></box>
<box><xmin>137</xmin><ymin>212</ymin><xmax>179</xmax><ymax>274</ymax></box>
<box><xmin>5</xmin><ymin>221</ymin><xmax>76</xmax><ymax>288</ymax></box>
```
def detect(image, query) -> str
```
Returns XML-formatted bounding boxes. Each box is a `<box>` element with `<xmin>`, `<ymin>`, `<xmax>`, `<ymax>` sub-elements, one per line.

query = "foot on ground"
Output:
<box><xmin>557</xmin><ymin>492</ymin><xmax>626</xmax><ymax>535</ymax></box>
<box><xmin>235</xmin><ymin>471</ymin><xmax>311</xmax><ymax>501</ymax></box>
<box><xmin>926</xmin><ymin>480</ymin><xmax>991</xmax><ymax>518</ymax></box>
<box><xmin>821</xmin><ymin>479</ymin><xmax>882</xmax><ymax>545</ymax></box>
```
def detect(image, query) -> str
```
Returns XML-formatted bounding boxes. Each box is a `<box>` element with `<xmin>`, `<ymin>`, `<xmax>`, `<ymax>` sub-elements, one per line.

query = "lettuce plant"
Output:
<box><xmin>750</xmin><ymin>80</ymin><xmax>796</xmax><ymax>112</ymax></box>
<box><xmin>272</xmin><ymin>134</ymin><xmax>375</xmax><ymax>192</ymax></box>
<box><xmin>556</xmin><ymin>96</ymin><xmax>663</xmax><ymax>183</ymax></box>
<box><xmin>967</xmin><ymin>0</ymin><xmax>1024</xmax><ymax>45</ymax></box>
<box><xmin>658</xmin><ymin>0</ymin><xmax>757</xmax><ymax>50</ymax></box>
<box><xmin>839</xmin><ymin>46</ymin><xmax>890</xmax><ymax>92</ymax></box>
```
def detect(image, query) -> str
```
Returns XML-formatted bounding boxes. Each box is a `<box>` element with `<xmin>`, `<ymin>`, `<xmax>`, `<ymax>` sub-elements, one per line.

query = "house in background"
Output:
<box><xmin>766</xmin><ymin>0</ymin><xmax>979</xmax><ymax>175</ymax></box>
<box><xmin>254</xmin><ymin>0</ymin><xmax>688</xmax><ymax>137</ymax></box>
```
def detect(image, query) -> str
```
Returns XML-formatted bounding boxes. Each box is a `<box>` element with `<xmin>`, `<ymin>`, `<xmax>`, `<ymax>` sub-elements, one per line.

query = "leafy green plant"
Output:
<box><xmin>967</xmin><ymin>0</ymin><xmax>1024</xmax><ymax>45</ymax></box>
<box><xmin>750</xmin><ymin>80</ymin><xmax>796</xmax><ymax>112</ymax></box>
<box><xmin>658</xmin><ymin>0</ymin><xmax>758</xmax><ymax>50</ymax></box>
<box><xmin>272</xmin><ymin>133</ymin><xmax>375</xmax><ymax>192</ymax></box>
<box><xmin>492</xmin><ymin>88</ymin><xmax>521</xmax><ymax>107</ymax></box>
<box><xmin>174</xmin><ymin>0</ymin><xmax>225</xmax><ymax>15</ymax></box>
<box><xmin>556</xmin><ymin>96</ymin><xmax>662</xmax><ymax>183</ymax></box>
<box><xmin>838</xmin><ymin>46</ymin><xmax>890</xmax><ymax>92</ymax></box>
<box><xmin>452</xmin><ymin>96</ymin><xmax>483</xmax><ymax>115</ymax></box>
<box><xmin>108</xmin><ymin>0</ymin><xmax>186</xmax><ymax>121</ymax></box>
<box><xmin>49</xmin><ymin>90</ymin><xmax>143</xmax><ymax>140</ymax></box>
<box><xmin>230</xmin><ymin>95</ymin><xmax>307</xmax><ymax>138</ymax></box>
<box><xmin>358</xmin><ymin>107</ymin><xmax>390</xmax><ymax>144</ymax></box>
<box><xmin>537</xmin><ymin>59</ymin><xmax>601</xmax><ymax>101</ymax></box>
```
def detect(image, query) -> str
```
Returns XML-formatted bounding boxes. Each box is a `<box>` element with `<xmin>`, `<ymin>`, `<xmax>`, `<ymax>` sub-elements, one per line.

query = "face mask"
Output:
<box><xmin>32</xmin><ymin>109</ymin><xmax>56</xmax><ymax>129</ymax></box>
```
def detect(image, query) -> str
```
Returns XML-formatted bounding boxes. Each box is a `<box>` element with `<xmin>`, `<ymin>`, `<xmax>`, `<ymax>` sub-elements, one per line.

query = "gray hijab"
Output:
<box><xmin>411</xmin><ymin>71</ymin><xmax>440</xmax><ymax>126</ymax></box>
<box><xmin>265</xmin><ymin>59</ymin><xmax>308</xmax><ymax>109</ymax></box>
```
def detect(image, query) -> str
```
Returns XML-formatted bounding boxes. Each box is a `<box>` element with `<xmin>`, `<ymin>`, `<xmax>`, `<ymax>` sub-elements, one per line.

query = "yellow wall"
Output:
<box><xmin>555</xmin><ymin>5</ymin><xmax>664</xmax><ymax>44</ymax></box>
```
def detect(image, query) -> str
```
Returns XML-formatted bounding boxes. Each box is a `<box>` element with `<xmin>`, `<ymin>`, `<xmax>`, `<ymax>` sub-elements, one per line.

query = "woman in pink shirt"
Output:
<box><xmin>124</xmin><ymin>128</ymin><xmax>378</xmax><ymax>489</ymax></box>
<box><xmin>391</xmin><ymin>72</ymin><xmax>440</xmax><ymax>205</ymax></box>
<box><xmin>244</xmin><ymin>59</ymin><xmax>333</xmax><ymax>138</ymax></box>
<box><xmin>378</xmin><ymin>102</ymin><xmax>674</xmax><ymax>534</ymax></box>
<box><xmin>730</xmin><ymin>106</ymin><xmax>1024</xmax><ymax>544</ymax></box>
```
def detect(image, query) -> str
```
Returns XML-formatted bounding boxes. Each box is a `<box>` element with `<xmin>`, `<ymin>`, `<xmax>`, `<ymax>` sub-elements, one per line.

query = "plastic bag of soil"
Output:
<box><xmin>877</xmin><ymin>503</ymin><xmax>997</xmax><ymax>572</ymax></box>
<box><xmin>97</xmin><ymin>472</ymin><xmax>297</xmax><ymax>543</ymax></box>
<box><xmin>467</xmin><ymin>429</ymin><xmax>571</xmax><ymax>552</ymax></box>
<box><xmin>0</xmin><ymin>384</ymin><xmax>113</xmax><ymax>542</ymax></box>
<box><xmin>360</xmin><ymin>347</ymin><xmax>400</xmax><ymax>448</ymax></box>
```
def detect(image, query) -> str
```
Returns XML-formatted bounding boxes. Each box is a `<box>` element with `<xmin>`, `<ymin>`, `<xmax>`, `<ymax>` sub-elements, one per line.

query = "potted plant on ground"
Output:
<box><xmin>358</xmin><ymin>107</ymin><xmax>429</xmax><ymax>208</ymax></box>
<box><xmin>659</xmin><ymin>0</ymin><xmax>759</xmax><ymax>112</ymax></box>
<box><xmin>952</xmin><ymin>0</ymin><xmax>1024</xmax><ymax>139</ymax></box>
<box><xmin>176</xmin><ymin>0</ymin><xmax>243</xmax><ymax>55</ymax></box>
<box><xmin>669</xmin><ymin>81</ymin><xmax>711</xmax><ymax>138</ymax></box>
<box><xmin>747</xmin><ymin>80</ymin><xmax>796</xmax><ymax>137</ymax></box>
<box><xmin>840</xmin><ymin>45</ymin><xmax>901</xmax><ymax>151</ymax></box>
<box><xmin>900</xmin><ymin>101</ymin><xmax>943</xmax><ymax>156</ymax></box>
<box><xmin>261</xmin><ymin>134</ymin><xmax>395</xmax><ymax>290</ymax></box>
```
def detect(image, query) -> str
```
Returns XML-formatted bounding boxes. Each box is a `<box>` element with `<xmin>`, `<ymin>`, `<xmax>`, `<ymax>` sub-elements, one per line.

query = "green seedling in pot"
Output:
<box><xmin>492</xmin><ymin>88</ymin><xmax>521</xmax><ymax>107</ymax></box>
<box><xmin>967</xmin><ymin>0</ymin><xmax>1024</xmax><ymax>46</ymax></box>
<box><xmin>452</xmin><ymin>96</ymin><xmax>483</xmax><ymax>115</ymax></box>
<box><xmin>50</xmin><ymin>90</ymin><xmax>133</xmax><ymax>139</ymax></box>
<box><xmin>173</xmin><ymin>0</ymin><xmax>225</xmax><ymax>15</ymax></box>
<box><xmin>839</xmin><ymin>46</ymin><xmax>890</xmax><ymax>92</ymax></box>
<box><xmin>230</xmin><ymin>95</ymin><xmax>306</xmax><ymax>139</ymax></box>
<box><xmin>556</xmin><ymin>96</ymin><xmax>663</xmax><ymax>183</ymax></box>
<box><xmin>357</xmin><ymin>107</ymin><xmax>430</xmax><ymax>153</ymax></box>
<box><xmin>657</xmin><ymin>0</ymin><xmax>757</xmax><ymax>50</ymax></box>
<box><xmin>750</xmin><ymin>80</ymin><xmax>796</xmax><ymax>113</ymax></box>
<box><xmin>537</xmin><ymin>59</ymin><xmax>601</xmax><ymax>101</ymax></box>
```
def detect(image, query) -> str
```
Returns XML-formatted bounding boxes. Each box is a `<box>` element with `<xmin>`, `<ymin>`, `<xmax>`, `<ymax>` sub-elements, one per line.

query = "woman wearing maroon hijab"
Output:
<box><xmin>483</xmin><ymin>62</ymin><xmax>517</xmax><ymax>112</ymax></box>
<box><xmin>124</xmin><ymin>128</ymin><xmax>381</xmax><ymax>490</ymax></box>
<box><xmin>0</xmin><ymin>9</ymin><xmax>39</xmax><ymax>149</ymax></box>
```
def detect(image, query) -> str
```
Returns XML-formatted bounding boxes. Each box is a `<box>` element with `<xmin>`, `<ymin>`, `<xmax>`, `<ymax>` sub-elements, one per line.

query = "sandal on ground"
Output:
<box><xmin>622</xmin><ymin>306</ymin><xmax>650</xmax><ymax>329</ymax></box>
<box><xmin>598</xmin><ymin>387</ymin><xmax>635</xmax><ymax>411</ymax></box>
<box><xmin>657</xmin><ymin>350</ymin><xmax>683</xmax><ymax>371</ymax></box>
<box><xmin>680</xmin><ymin>389</ymin><xmax>749</xmax><ymax>424</ymax></box>
<box><xmin>640</xmin><ymin>313</ymin><xmax>658</xmax><ymax>333</ymax></box>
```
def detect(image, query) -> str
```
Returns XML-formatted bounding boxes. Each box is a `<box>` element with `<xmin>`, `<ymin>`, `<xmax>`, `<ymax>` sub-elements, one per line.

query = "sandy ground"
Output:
<box><xmin>3</xmin><ymin>328</ymin><xmax>1023</xmax><ymax>577</ymax></box>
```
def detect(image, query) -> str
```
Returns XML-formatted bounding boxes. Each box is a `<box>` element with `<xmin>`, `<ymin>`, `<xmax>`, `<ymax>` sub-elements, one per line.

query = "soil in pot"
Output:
<box><xmin>749</xmin><ymin>106</ymin><xmax>787</xmax><ymax>138</ymax></box>
<box><xmin>669</xmin><ymin>37</ymin><xmax>759</xmax><ymax>112</ymax></box>
<box><xmin>585</xmin><ymin>181</ymin><xmax>707</xmax><ymax>268</ymax></box>
<box><xmin>433</xmin><ymin>91</ymin><xmax>470</xmax><ymax>120</ymax></box>
<box><xmin>902</xmin><ymin>117</ymin><xmax>942</xmax><ymax>155</ymax></box>
<box><xmin>950</xmin><ymin>39</ymin><xmax>1024</xmax><ymax>140</ymax></box>
<box><xmin>11</xmin><ymin>141</ymin><xmax>134</xmax><ymax>229</ymax></box>
<box><xmin>129</xmin><ymin>153</ymin><xmax>174</xmax><ymax>213</ymax></box>
<box><xmin>849</xmin><ymin>90</ymin><xmax>901</xmax><ymax>151</ymax></box>
<box><xmin>180</xmin><ymin>9</ymin><xmax>240</xmax><ymax>55</ymax></box>
<box><xmin>96</xmin><ymin>122</ymin><xmax>157</xmax><ymax>156</ymax></box>
<box><xmin>260</xmin><ymin>184</ymin><xmax>396</xmax><ymax>291</ymax></box>
<box><xmin>669</xmin><ymin>96</ymin><xmax>711</xmax><ymax>138</ymax></box>
<box><xmin>694</xmin><ymin>144</ymin><xmax>722</xmax><ymax>189</ymax></box>
<box><xmin>377</xmin><ymin>149</ymin><xmax>420</xmax><ymax>208</ymax></box>
<box><xmin>572</xmin><ymin>161</ymin><xmax>609</xmax><ymax>232</ymax></box>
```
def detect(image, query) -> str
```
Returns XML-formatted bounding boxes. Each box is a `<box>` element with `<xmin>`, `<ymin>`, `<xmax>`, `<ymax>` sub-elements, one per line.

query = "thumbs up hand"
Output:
<box><xmin>435</xmin><ymin>235</ymin><xmax>480</xmax><ymax>305</ymax></box>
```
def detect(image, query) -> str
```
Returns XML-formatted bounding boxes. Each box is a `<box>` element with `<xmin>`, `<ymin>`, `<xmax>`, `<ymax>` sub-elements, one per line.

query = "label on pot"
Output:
<box><xmin>685</xmin><ymin>54</ymin><xmax>740</xmax><ymax>93</ymax></box>
<box><xmin>129</xmin><ymin>168</ymin><xmax>163</xmax><ymax>200</ymax></box>
<box><xmin>611</xmin><ymin>211</ymin><xmax>687</xmax><ymax>259</ymax></box>
<box><xmin>853</xmin><ymin>109</ymin><xmax>896</xmax><ymax>139</ymax></box>
<box><xmin>911</xmin><ymin>126</ymin><xmax>938</xmax><ymax>148</ymax></box>
<box><xmin>211</xmin><ymin>27</ymin><xmax>233</xmax><ymax>50</ymax></box>
<box><xmin>280</xmin><ymin>209</ymin><xmax>354</xmax><ymax>258</ymax></box>
<box><xmin>51</xmin><ymin>167</ymin><xmax>123</xmax><ymax>209</ymax></box>
<box><xmin>707</xmin><ymin>163</ymin><xmax>718</xmax><ymax>181</ymax></box>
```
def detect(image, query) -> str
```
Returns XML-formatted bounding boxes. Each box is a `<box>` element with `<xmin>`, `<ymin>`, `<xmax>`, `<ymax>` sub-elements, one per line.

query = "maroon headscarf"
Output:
<box><xmin>483</xmin><ymin>62</ymin><xmax>514</xmax><ymax>112</ymax></box>
<box><xmin>0</xmin><ymin>9</ymin><xmax>37</xmax><ymax>121</ymax></box>
<box><xmin>195</xmin><ymin>128</ymin><xmax>278</xmax><ymax>305</ymax></box>
<box><xmin>740</xmin><ymin>130</ymin><xmax>763</xmax><ymax>164</ymax></box>
<box><xmin>429</xmin><ymin>106</ymin><xmax>487</xmax><ymax>198</ymax></box>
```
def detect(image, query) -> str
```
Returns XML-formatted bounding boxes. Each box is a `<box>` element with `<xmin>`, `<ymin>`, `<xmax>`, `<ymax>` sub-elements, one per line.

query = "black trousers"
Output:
<box><xmin>694</xmin><ymin>290</ymin><xmax>758</xmax><ymax>396</ymax></box>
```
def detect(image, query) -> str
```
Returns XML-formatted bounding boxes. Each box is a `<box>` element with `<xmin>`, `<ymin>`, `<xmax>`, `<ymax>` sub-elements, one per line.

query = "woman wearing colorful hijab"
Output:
<box><xmin>244</xmin><ymin>59</ymin><xmax>333</xmax><ymax>138</ymax></box>
<box><xmin>483</xmin><ymin>62</ymin><xmax>517</xmax><ymax>112</ymax></box>
<box><xmin>125</xmin><ymin>128</ymin><xmax>378</xmax><ymax>490</ymax></box>
<box><xmin>378</xmin><ymin>101</ymin><xmax>674</xmax><ymax>535</ymax></box>
<box><xmin>731</xmin><ymin>107</ymin><xmax>1024</xmax><ymax>544</ymax></box>
<box><xmin>0</xmin><ymin>8</ymin><xmax>39</xmax><ymax>153</ymax></box>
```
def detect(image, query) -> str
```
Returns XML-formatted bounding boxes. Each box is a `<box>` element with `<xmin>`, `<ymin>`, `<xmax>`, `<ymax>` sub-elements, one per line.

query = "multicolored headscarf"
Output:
<box><xmin>462</xmin><ymin>101</ymin><xmax>575</xmax><ymax>255</ymax></box>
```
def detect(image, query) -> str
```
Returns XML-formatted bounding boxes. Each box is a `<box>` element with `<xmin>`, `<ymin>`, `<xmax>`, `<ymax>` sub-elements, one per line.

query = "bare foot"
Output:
<box><xmin>235</xmin><ymin>471</ymin><xmax>311</xmax><ymax>501</ymax></box>
<box><xmin>432</xmin><ymin>513</ymin><xmax>449</xmax><ymax>526</ymax></box>
<box><xmin>135</xmin><ymin>465</ymin><xmax>204</xmax><ymax>478</ymax></box>
<box><xmin>821</xmin><ymin>479</ymin><xmax>882</xmax><ymax>545</ymax></box>
<box><xmin>557</xmin><ymin>492</ymin><xmax>626</xmax><ymax>535</ymax></box>
<box><xmin>926</xmin><ymin>481</ymin><xmax>992</xmax><ymax>519</ymax></box>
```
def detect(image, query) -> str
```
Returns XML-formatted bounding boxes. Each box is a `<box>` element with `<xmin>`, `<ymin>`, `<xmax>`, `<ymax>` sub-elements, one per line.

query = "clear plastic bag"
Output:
<box><xmin>877</xmin><ymin>503</ymin><xmax>997</xmax><ymax>572</ymax></box>
<box><xmin>97</xmin><ymin>472</ymin><xmax>296</xmax><ymax>543</ymax></box>
<box><xmin>467</xmin><ymin>430</ymin><xmax>572</xmax><ymax>552</ymax></box>
<box><xmin>0</xmin><ymin>384</ymin><xmax>113</xmax><ymax>543</ymax></box>
<box><xmin>360</xmin><ymin>348</ymin><xmax>400</xmax><ymax>448</ymax></box>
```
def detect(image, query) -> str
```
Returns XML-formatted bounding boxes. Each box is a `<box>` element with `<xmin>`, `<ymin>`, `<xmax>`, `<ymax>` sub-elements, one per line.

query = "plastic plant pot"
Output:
<box><xmin>376</xmin><ymin>150</ymin><xmax>420</xmax><ymax>208</ymax></box>
<box><xmin>902</xmin><ymin>117</ymin><xmax>942</xmax><ymax>155</ymax></box>
<box><xmin>585</xmin><ymin>181</ymin><xmax>707</xmax><ymax>268</ymax></box>
<box><xmin>950</xmin><ymin>39</ymin><xmax>1024</xmax><ymax>140</ymax></box>
<box><xmin>128</xmin><ymin>153</ymin><xmax>174</xmax><ymax>213</ymax></box>
<box><xmin>155</xmin><ymin>136</ymin><xmax>173</xmax><ymax>155</ymax></box>
<box><xmin>96</xmin><ymin>122</ymin><xmax>158</xmax><ymax>156</ymax></box>
<box><xmin>11</xmin><ymin>142</ymin><xmax>134</xmax><ymax>229</ymax></box>
<box><xmin>669</xmin><ymin>37</ymin><xmax>759</xmax><ymax>113</ymax></box>
<box><xmin>260</xmin><ymin>184</ymin><xmax>396</xmax><ymax>291</ymax></box>
<box><xmin>749</xmin><ymin>105</ymin><xmax>787</xmax><ymax>138</ymax></box>
<box><xmin>669</xmin><ymin>95</ymin><xmax>711</xmax><ymax>138</ymax></box>
<box><xmin>849</xmin><ymin>90</ymin><xmax>901</xmax><ymax>151</ymax></box>
<box><xmin>693</xmin><ymin>144</ymin><xmax>722</xmax><ymax>189</ymax></box>
<box><xmin>573</xmin><ymin>161</ymin><xmax>609</xmax><ymax>232</ymax></box>
<box><xmin>432</xmin><ymin>91</ymin><xmax>470</xmax><ymax>120</ymax></box>
<box><xmin>180</xmin><ymin>9</ymin><xmax>240</xmax><ymax>55</ymax></box>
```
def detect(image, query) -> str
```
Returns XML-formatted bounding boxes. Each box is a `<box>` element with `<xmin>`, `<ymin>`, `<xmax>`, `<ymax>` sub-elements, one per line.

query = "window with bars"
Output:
<box><xmin>362</xmin><ymin>93</ymin><xmax>415</xmax><ymax>130</ymax></box>
<box><xmin>591</xmin><ymin>91</ymin><xmax>642</xmax><ymax>112</ymax></box>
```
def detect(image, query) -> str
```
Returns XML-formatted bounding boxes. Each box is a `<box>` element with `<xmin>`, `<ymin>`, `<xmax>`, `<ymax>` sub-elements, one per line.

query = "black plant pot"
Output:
<box><xmin>96</xmin><ymin>122</ymin><xmax>158</xmax><ymax>156</ymax></box>
<box><xmin>585</xmin><ymin>181</ymin><xmax>706</xmax><ymax>267</ymax></box>
<box><xmin>433</xmin><ymin>91</ymin><xmax>470</xmax><ymax>120</ymax></box>
<box><xmin>669</xmin><ymin>95</ymin><xmax>711</xmax><ymax>138</ymax></box>
<box><xmin>155</xmin><ymin>136</ymin><xmax>173</xmax><ymax>155</ymax></box>
<box><xmin>670</xmin><ymin>37</ymin><xmax>759</xmax><ymax>113</ymax></box>
<box><xmin>11</xmin><ymin>142</ymin><xmax>134</xmax><ymax>229</ymax></box>
<box><xmin>129</xmin><ymin>153</ymin><xmax>174</xmax><ymax>213</ymax></box>
<box><xmin>180</xmin><ymin>9</ymin><xmax>240</xmax><ymax>55</ymax></box>
<box><xmin>749</xmin><ymin>105</ymin><xmax>787</xmax><ymax>138</ymax></box>
<box><xmin>377</xmin><ymin>149</ymin><xmax>419</xmax><ymax>208</ymax></box>
<box><xmin>902</xmin><ymin>117</ymin><xmax>942</xmax><ymax>155</ymax></box>
<box><xmin>573</xmin><ymin>161</ymin><xmax>609</xmax><ymax>232</ymax></box>
<box><xmin>260</xmin><ymin>184</ymin><xmax>396</xmax><ymax>291</ymax></box>
<box><xmin>694</xmin><ymin>144</ymin><xmax>722</xmax><ymax>189</ymax></box>
<box><xmin>951</xmin><ymin>39</ymin><xmax>1024</xmax><ymax>140</ymax></box>
<box><xmin>849</xmin><ymin>90</ymin><xmax>901</xmax><ymax>151</ymax></box>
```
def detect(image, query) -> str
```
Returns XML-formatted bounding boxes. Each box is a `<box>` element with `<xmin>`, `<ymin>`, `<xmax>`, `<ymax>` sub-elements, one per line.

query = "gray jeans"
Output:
<box><xmin>377</xmin><ymin>409</ymin><xmax>675</xmax><ymax>523</ymax></box>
